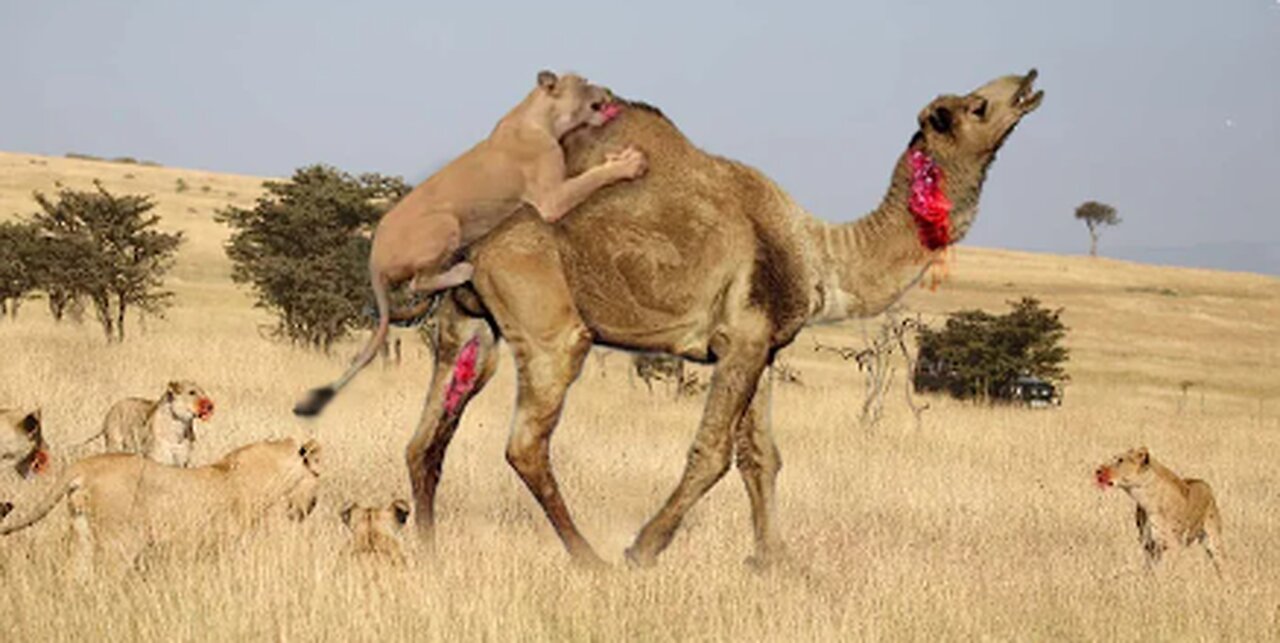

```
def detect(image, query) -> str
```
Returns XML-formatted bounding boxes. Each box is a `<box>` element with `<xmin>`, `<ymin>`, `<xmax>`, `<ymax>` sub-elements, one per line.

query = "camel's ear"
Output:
<box><xmin>339</xmin><ymin>502</ymin><xmax>356</xmax><ymax>528</ymax></box>
<box><xmin>537</xmin><ymin>70</ymin><xmax>558</xmax><ymax>92</ymax></box>
<box><xmin>391</xmin><ymin>499</ymin><xmax>411</xmax><ymax>528</ymax></box>
<box><xmin>1136</xmin><ymin>447</ymin><xmax>1150</xmax><ymax>467</ymax></box>
<box><xmin>928</xmin><ymin>105</ymin><xmax>954</xmax><ymax>134</ymax></box>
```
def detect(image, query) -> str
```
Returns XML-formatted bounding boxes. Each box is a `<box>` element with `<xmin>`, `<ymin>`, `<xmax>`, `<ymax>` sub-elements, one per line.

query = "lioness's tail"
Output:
<box><xmin>293</xmin><ymin>271</ymin><xmax>395</xmax><ymax>418</ymax></box>
<box><xmin>0</xmin><ymin>472</ymin><xmax>81</xmax><ymax>536</ymax></box>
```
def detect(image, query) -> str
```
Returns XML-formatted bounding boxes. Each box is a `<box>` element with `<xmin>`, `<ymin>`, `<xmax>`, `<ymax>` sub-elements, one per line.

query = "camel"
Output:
<box><xmin>397</xmin><ymin>70</ymin><xmax>1044</xmax><ymax>567</ymax></box>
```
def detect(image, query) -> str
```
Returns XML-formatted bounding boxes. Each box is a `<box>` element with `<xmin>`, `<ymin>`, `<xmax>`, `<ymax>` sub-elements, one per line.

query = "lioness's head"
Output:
<box><xmin>1095</xmin><ymin>447</ymin><xmax>1152</xmax><ymax>490</ymax></box>
<box><xmin>340</xmin><ymin>499</ymin><xmax>410</xmax><ymax>562</ymax></box>
<box><xmin>218</xmin><ymin>438</ymin><xmax>322</xmax><ymax>521</ymax></box>
<box><xmin>915</xmin><ymin>68</ymin><xmax>1043</xmax><ymax>160</ymax></box>
<box><xmin>534</xmin><ymin>70</ymin><xmax>622</xmax><ymax>138</ymax></box>
<box><xmin>1</xmin><ymin>408</ymin><xmax>49</xmax><ymax>480</ymax></box>
<box><xmin>163</xmin><ymin>380</ymin><xmax>215</xmax><ymax>422</ymax></box>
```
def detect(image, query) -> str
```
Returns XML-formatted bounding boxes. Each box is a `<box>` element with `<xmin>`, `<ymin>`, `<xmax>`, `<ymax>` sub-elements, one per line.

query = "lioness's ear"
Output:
<box><xmin>299</xmin><ymin>439</ymin><xmax>322</xmax><ymax>469</ymax></box>
<box><xmin>339</xmin><ymin>502</ymin><xmax>356</xmax><ymax>528</ymax></box>
<box><xmin>1136</xmin><ymin>447</ymin><xmax>1150</xmax><ymax>467</ymax></box>
<box><xmin>0</xmin><ymin>502</ymin><xmax>12</xmax><ymax>521</ymax></box>
<box><xmin>21</xmin><ymin>411</ymin><xmax>41</xmax><ymax>436</ymax></box>
<box><xmin>391</xmin><ymin>499</ymin><xmax>411</xmax><ymax>527</ymax></box>
<box><xmin>167</xmin><ymin>380</ymin><xmax>182</xmax><ymax>393</ymax></box>
<box><xmin>537</xmin><ymin>70</ymin><xmax>557</xmax><ymax>92</ymax></box>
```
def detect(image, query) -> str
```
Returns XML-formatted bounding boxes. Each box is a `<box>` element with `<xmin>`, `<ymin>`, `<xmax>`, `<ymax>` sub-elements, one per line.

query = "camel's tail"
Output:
<box><xmin>0</xmin><ymin>473</ymin><xmax>80</xmax><ymax>536</ymax></box>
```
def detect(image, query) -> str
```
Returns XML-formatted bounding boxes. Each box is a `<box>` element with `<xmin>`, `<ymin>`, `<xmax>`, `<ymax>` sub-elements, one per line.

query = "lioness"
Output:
<box><xmin>1095</xmin><ymin>447</ymin><xmax>1223</xmax><ymax>573</ymax></box>
<box><xmin>340</xmin><ymin>499</ymin><xmax>411</xmax><ymax>565</ymax></box>
<box><xmin>294</xmin><ymin>70</ymin><xmax>647</xmax><ymax>417</ymax></box>
<box><xmin>1</xmin><ymin>438</ymin><xmax>321</xmax><ymax>567</ymax></box>
<box><xmin>1</xmin><ymin>407</ymin><xmax>49</xmax><ymax>481</ymax></box>
<box><xmin>84</xmin><ymin>381</ymin><xmax>214</xmax><ymax>467</ymax></box>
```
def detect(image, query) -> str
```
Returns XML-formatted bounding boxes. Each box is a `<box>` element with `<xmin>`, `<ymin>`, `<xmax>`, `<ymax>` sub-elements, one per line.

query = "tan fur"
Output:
<box><xmin>297</xmin><ymin>70</ymin><xmax>646</xmax><ymax>412</ymax></box>
<box><xmin>0</xmin><ymin>407</ymin><xmax>48</xmax><ymax>481</ymax></box>
<box><xmin>88</xmin><ymin>380</ymin><xmax>214</xmax><ymax>467</ymax></box>
<box><xmin>340</xmin><ymin>499</ymin><xmax>411</xmax><ymax>565</ymax></box>
<box><xmin>1095</xmin><ymin>447</ymin><xmax>1224</xmax><ymax>574</ymax></box>
<box><xmin>1</xmin><ymin>438</ymin><xmax>321</xmax><ymax>568</ymax></box>
<box><xmin>404</xmin><ymin>72</ymin><xmax>1044</xmax><ymax>567</ymax></box>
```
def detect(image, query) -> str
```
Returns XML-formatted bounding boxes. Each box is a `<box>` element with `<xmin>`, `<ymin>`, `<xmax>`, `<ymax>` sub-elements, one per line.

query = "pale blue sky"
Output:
<box><xmin>1</xmin><ymin>1</ymin><xmax>1277</xmax><ymax>272</ymax></box>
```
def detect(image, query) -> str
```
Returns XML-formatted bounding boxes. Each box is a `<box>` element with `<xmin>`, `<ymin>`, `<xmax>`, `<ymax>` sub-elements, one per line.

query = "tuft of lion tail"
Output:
<box><xmin>0</xmin><ymin>472</ymin><xmax>81</xmax><ymax>536</ymax></box>
<box><xmin>294</xmin><ymin>271</ymin><xmax>395</xmax><ymax>418</ymax></box>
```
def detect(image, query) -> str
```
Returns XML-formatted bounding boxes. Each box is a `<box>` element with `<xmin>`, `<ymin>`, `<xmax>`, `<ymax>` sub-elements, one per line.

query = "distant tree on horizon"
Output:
<box><xmin>29</xmin><ymin>182</ymin><xmax>183</xmax><ymax>341</ymax></box>
<box><xmin>1075</xmin><ymin>200</ymin><xmax>1121</xmax><ymax>257</ymax></box>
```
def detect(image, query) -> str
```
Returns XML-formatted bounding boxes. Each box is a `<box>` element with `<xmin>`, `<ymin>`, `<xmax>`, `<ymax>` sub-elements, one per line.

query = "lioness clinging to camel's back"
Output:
<box><xmin>1</xmin><ymin>438</ymin><xmax>322</xmax><ymax>568</ymax></box>
<box><xmin>1096</xmin><ymin>447</ymin><xmax>1224</xmax><ymax>574</ymax></box>
<box><xmin>81</xmin><ymin>380</ymin><xmax>214</xmax><ymax>467</ymax></box>
<box><xmin>294</xmin><ymin>70</ymin><xmax>647</xmax><ymax>417</ymax></box>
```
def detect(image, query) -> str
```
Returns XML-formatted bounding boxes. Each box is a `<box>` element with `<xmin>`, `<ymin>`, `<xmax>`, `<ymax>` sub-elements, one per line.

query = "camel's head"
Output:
<box><xmin>915</xmin><ymin>69</ymin><xmax>1043</xmax><ymax>160</ymax></box>
<box><xmin>1095</xmin><ymin>447</ymin><xmax>1152</xmax><ymax>491</ymax></box>
<box><xmin>534</xmin><ymin>70</ymin><xmax>623</xmax><ymax>139</ymax></box>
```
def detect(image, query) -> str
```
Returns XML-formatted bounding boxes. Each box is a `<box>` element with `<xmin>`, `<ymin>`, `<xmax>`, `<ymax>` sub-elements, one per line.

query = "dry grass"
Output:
<box><xmin>2</xmin><ymin>151</ymin><xmax>1279</xmax><ymax>641</ymax></box>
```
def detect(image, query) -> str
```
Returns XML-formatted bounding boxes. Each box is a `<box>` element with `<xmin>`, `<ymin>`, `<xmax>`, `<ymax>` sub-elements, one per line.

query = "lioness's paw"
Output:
<box><xmin>605</xmin><ymin>147</ymin><xmax>647</xmax><ymax>180</ymax></box>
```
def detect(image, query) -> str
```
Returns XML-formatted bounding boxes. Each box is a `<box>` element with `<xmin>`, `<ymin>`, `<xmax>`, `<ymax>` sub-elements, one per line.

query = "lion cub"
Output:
<box><xmin>1095</xmin><ymin>447</ymin><xmax>1223</xmax><ymax>573</ymax></box>
<box><xmin>295</xmin><ymin>70</ymin><xmax>647</xmax><ymax>417</ymax></box>
<box><xmin>340</xmin><ymin>499</ymin><xmax>411</xmax><ymax>565</ymax></box>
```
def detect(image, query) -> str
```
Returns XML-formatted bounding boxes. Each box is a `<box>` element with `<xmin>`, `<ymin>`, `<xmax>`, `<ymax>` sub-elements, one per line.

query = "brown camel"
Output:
<box><xmin>400</xmin><ymin>70</ymin><xmax>1044</xmax><ymax>567</ymax></box>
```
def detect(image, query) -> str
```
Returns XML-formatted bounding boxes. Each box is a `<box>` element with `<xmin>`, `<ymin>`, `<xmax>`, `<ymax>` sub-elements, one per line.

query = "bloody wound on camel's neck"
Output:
<box><xmin>907</xmin><ymin>148</ymin><xmax>952</xmax><ymax>251</ymax></box>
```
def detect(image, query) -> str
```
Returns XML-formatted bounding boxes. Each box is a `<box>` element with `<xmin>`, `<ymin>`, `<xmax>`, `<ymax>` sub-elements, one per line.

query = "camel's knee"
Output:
<box><xmin>689</xmin><ymin>437</ymin><xmax>734</xmax><ymax>481</ymax></box>
<box><xmin>505</xmin><ymin>431</ymin><xmax>549</xmax><ymax>482</ymax></box>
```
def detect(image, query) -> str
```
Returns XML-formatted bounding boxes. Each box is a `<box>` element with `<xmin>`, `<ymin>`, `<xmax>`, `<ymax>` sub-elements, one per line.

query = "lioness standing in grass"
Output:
<box><xmin>1095</xmin><ymin>447</ymin><xmax>1224</xmax><ymax>574</ymax></box>
<box><xmin>1</xmin><ymin>438</ymin><xmax>322</xmax><ymax>568</ymax></box>
<box><xmin>294</xmin><ymin>70</ymin><xmax>646</xmax><ymax>417</ymax></box>
<box><xmin>83</xmin><ymin>380</ymin><xmax>214</xmax><ymax>467</ymax></box>
<box><xmin>340</xmin><ymin>499</ymin><xmax>411</xmax><ymax>565</ymax></box>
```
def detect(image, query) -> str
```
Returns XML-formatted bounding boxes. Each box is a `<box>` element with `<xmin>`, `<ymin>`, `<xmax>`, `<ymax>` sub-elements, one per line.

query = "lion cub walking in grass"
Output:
<box><xmin>294</xmin><ymin>70</ymin><xmax>646</xmax><ymax>417</ymax></box>
<box><xmin>1095</xmin><ymin>447</ymin><xmax>1224</xmax><ymax>574</ymax></box>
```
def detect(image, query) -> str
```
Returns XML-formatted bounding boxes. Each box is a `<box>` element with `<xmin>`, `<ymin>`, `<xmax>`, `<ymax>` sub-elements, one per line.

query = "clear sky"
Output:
<box><xmin>1</xmin><ymin>1</ymin><xmax>1277</xmax><ymax>273</ymax></box>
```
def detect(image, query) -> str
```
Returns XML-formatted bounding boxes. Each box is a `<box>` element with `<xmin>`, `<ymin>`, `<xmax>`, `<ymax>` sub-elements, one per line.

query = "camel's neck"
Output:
<box><xmin>806</xmin><ymin>141</ymin><xmax>988</xmax><ymax>322</ymax></box>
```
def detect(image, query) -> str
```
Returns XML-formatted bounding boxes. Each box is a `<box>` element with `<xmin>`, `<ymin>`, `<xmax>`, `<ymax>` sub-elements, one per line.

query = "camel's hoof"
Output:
<box><xmin>293</xmin><ymin>387</ymin><xmax>335</xmax><ymax>417</ymax></box>
<box><xmin>623</xmin><ymin>546</ymin><xmax>658</xmax><ymax>570</ymax></box>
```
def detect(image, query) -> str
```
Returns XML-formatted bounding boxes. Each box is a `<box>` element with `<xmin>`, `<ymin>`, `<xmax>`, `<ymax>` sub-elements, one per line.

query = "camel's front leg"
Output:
<box><xmin>405</xmin><ymin>297</ymin><xmax>500</xmax><ymax>548</ymax></box>
<box><xmin>626</xmin><ymin>323</ymin><xmax>771</xmax><ymax>567</ymax></box>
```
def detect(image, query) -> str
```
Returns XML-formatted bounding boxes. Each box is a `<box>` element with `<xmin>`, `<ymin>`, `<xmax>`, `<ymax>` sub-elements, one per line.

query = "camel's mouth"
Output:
<box><xmin>1012</xmin><ymin>69</ymin><xmax>1044</xmax><ymax>114</ymax></box>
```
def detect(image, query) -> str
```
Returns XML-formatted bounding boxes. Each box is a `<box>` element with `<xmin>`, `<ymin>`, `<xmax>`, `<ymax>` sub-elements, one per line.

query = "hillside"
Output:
<box><xmin>1</xmin><ymin>149</ymin><xmax>1278</xmax><ymax>640</ymax></box>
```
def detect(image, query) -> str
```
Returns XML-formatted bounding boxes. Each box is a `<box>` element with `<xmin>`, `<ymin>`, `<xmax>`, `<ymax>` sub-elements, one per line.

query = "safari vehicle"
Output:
<box><xmin>1001</xmin><ymin>376</ymin><xmax>1061</xmax><ymax>408</ymax></box>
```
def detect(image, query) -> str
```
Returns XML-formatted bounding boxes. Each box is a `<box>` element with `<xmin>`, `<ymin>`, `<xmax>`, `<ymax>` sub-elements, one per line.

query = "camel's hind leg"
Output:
<box><xmin>405</xmin><ymin>297</ymin><xmax>500</xmax><ymax>549</ymax></box>
<box><xmin>735</xmin><ymin>370</ymin><xmax>784</xmax><ymax>568</ymax></box>
<box><xmin>626</xmin><ymin>320</ymin><xmax>771</xmax><ymax>567</ymax></box>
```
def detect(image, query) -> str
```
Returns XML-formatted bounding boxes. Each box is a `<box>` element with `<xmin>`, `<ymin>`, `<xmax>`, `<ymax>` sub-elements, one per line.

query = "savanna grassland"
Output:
<box><xmin>2</xmin><ymin>150</ymin><xmax>1278</xmax><ymax>641</ymax></box>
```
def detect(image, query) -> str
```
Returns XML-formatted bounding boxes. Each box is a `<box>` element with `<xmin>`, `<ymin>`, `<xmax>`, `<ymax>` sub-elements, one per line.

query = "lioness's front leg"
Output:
<box><xmin>526</xmin><ymin>146</ymin><xmax>647</xmax><ymax>223</ymax></box>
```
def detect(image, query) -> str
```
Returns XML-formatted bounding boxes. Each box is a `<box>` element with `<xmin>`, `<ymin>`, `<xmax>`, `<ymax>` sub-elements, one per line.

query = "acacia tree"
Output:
<box><xmin>0</xmin><ymin>221</ymin><xmax>43</xmax><ymax>318</ymax></box>
<box><xmin>914</xmin><ymin>297</ymin><xmax>1069</xmax><ymax>401</ymax></box>
<box><xmin>218</xmin><ymin>165</ymin><xmax>410</xmax><ymax>352</ymax></box>
<box><xmin>29</xmin><ymin>182</ymin><xmax>183</xmax><ymax>341</ymax></box>
<box><xmin>1075</xmin><ymin>201</ymin><xmax>1120</xmax><ymax>257</ymax></box>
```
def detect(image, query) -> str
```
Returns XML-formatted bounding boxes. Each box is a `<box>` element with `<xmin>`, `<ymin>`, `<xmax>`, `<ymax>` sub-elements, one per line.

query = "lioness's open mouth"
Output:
<box><xmin>593</xmin><ymin>101</ymin><xmax>623</xmax><ymax>122</ymax></box>
<box><xmin>1013</xmin><ymin>69</ymin><xmax>1044</xmax><ymax>113</ymax></box>
<box><xmin>196</xmin><ymin>398</ymin><xmax>215</xmax><ymax>421</ymax></box>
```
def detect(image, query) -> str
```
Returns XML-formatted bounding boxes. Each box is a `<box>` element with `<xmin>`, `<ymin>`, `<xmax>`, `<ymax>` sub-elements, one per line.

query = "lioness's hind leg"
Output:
<box><xmin>411</xmin><ymin>262</ymin><xmax>475</xmax><ymax>294</ymax></box>
<box><xmin>1202</xmin><ymin>503</ymin><xmax>1225</xmax><ymax>576</ymax></box>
